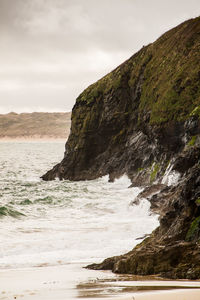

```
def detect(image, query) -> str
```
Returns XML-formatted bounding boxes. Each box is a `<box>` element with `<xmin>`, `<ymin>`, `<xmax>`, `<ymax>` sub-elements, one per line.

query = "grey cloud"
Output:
<box><xmin>0</xmin><ymin>0</ymin><xmax>199</xmax><ymax>113</ymax></box>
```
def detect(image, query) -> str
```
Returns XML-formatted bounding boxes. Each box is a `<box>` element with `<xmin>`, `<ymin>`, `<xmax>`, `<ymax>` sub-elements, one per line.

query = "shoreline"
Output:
<box><xmin>118</xmin><ymin>289</ymin><xmax>200</xmax><ymax>300</ymax></box>
<box><xmin>0</xmin><ymin>137</ymin><xmax>67</xmax><ymax>142</ymax></box>
<box><xmin>1</xmin><ymin>264</ymin><xmax>200</xmax><ymax>300</ymax></box>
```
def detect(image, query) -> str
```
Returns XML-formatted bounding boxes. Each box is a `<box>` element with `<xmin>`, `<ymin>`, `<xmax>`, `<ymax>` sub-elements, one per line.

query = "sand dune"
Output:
<box><xmin>0</xmin><ymin>112</ymin><xmax>71</xmax><ymax>140</ymax></box>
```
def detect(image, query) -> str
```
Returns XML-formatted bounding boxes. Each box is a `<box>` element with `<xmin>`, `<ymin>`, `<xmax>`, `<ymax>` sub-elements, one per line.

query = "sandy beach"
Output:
<box><xmin>129</xmin><ymin>289</ymin><xmax>200</xmax><ymax>300</ymax></box>
<box><xmin>1</xmin><ymin>264</ymin><xmax>200</xmax><ymax>300</ymax></box>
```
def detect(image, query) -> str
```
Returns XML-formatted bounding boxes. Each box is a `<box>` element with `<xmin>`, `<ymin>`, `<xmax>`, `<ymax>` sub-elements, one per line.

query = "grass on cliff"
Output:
<box><xmin>187</xmin><ymin>136</ymin><xmax>197</xmax><ymax>147</ymax></box>
<box><xmin>138</xmin><ymin>17</ymin><xmax>200</xmax><ymax>124</ymax></box>
<box><xmin>186</xmin><ymin>216</ymin><xmax>200</xmax><ymax>242</ymax></box>
<box><xmin>75</xmin><ymin>17</ymin><xmax>200</xmax><ymax>126</ymax></box>
<box><xmin>150</xmin><ymin>163</ymin><xmax>160</xmax><ymax>183</ymax></box>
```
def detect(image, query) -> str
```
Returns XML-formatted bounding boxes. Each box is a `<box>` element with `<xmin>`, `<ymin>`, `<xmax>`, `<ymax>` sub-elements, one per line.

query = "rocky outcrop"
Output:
<box><xmin>42</xmin><ymin>17</ymin><xmax>200</xmax><ymax>183</ymax></box>
<box><xmin>87</xmin><ymin>152</ymin><xmax>200</xmax><ymax>279</ymax></box>
<box><xmin>42</xmin><ymin>17</ymin><xmax>200</xmax><ymax>279</ymax></box>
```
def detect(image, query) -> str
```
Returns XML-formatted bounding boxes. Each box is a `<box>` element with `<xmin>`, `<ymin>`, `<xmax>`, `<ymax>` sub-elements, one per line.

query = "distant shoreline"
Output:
<box><xmin>0</xmin><ymin>136</ymin><xmax>67</xmax><ymax>142</ymax></box>
<box><xmin>0</xmin><ymin>112</ymin><xmax>71</xmax><ymax>141</ymax></box>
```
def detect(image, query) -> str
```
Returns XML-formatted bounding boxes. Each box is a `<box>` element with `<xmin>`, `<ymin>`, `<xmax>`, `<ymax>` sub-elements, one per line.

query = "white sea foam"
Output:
<box><xmin>0</xmin><ymin>142</ymin><xmax>159</xmax><ymax>269</ymax></box>
<box><xmin>162</xmin><ymin>163</ymin><xmax>180</xmax><ymax>186</ymax></box>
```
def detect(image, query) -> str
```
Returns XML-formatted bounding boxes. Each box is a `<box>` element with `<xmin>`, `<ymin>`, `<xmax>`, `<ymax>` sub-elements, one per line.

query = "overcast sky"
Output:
<box><xmin>0</xmin><ymin>0</ymin><xmax>199</xmax><ymax>113</ymax></box>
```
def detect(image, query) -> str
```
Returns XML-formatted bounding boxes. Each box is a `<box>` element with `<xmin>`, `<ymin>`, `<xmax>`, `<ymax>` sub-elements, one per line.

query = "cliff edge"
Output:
<box><xmin>42</xmin><ymin>17</ymin><xmax>200</xmax><ymax>279</ymax></box>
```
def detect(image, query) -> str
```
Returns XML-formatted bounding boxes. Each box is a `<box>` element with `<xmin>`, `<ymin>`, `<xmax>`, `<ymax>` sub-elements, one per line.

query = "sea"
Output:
<box><xmin>0</xmin><ymin>141</ymin><xmax>160</xmax><ymax>299</ymax></box>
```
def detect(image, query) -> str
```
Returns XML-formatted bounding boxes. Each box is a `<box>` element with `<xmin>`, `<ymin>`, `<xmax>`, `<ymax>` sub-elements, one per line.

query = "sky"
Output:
<box><xmin>0</xmin><ymin>0</ymin><xmax>199</xmax><ymax>113</ymax></box>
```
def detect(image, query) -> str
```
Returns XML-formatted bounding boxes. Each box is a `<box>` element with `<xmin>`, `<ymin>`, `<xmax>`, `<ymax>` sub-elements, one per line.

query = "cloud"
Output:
<box><xmin>0</xmin><ymin>0</ymin><xmax>199</xmax><ymax>113</ymax></box>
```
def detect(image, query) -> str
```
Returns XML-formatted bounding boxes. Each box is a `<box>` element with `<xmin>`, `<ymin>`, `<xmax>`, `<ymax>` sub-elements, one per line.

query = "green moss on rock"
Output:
<box><xmin>150</xmin><ymin>163</ymin><xmax>159</xmax><ymax>183</ymax></box>
<box><xmin>76</xmin><ymin>68</ymin><xmax>124</xmax><ymax>105</ymax></box>
<box><xmin>185</xmin><ymin>216</ymin><xmax>200</xmax><ymax>241</ymax></box>
<box><xmin>195</xmin><ymin>198</ymin><xmax>200</xmax><ymax>206</ymax></box>
<box><xmin>190</xmin><ymin>105</ymin><xmax>200</xmax><ymax>118</ymax></box>
<box><xmin>138</xmin><ymin>17</ymin><xmax>200</xmax><ymax>124</ymax></box>
<box><xmin>187</xmin><ymin>136</ymin><xmax>197</xmax><ymax>147</ymax></box>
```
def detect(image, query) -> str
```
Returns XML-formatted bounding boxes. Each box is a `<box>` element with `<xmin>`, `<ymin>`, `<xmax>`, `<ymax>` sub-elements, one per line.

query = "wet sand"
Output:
<box><xmin>1</xmin><ymin>264</ymin><xmax>200</xmax><ymax>300</ymax></box>
<box><xmin>129</xmin><ymin>289</ymin><xmax>200</xmax><ymax>300</ymax></box>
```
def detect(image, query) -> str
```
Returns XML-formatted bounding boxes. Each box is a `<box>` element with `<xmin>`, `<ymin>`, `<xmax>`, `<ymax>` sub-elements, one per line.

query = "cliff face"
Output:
<box><xmin>42</xmin><ymin>17</ymin><xmax>200</xmax><ymax>183</ymax></box>
<box><xmin>42</xmin><ymin>17</ymin><xmax>200</xmax><ymax>279</ymax></box>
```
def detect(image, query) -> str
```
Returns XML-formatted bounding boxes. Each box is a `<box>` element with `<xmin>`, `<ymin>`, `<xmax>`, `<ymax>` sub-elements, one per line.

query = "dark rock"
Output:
<box><xmin>87</xmin><ymin>165</ymin><xmax>200</xmax><ymax>279</ymax></box>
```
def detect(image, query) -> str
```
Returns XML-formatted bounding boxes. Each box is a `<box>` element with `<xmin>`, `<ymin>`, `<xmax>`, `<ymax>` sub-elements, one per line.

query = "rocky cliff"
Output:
<box><xmin>42</xmin><ymin>17</ymin><xmax>200</xmax><ymax>279</ymax></box>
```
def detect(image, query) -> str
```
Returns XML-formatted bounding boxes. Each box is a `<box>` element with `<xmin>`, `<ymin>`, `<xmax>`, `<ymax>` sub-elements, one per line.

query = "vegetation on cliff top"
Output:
<box><xmin>76</xmin><ymin>16</ymin><xmax>200</xmax><ymax>125</ymax></box>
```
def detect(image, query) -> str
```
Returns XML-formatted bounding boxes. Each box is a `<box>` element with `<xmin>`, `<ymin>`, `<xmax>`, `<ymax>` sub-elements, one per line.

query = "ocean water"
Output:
<box><xmin>0</xmin><ymin>141</ymin><xmax>160</xmax><ymax>298</ymax></box>
<box><xmin>0</xmin><ymin>141</ymin><xmax>159</xmax><ymax>269</ymax></box>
